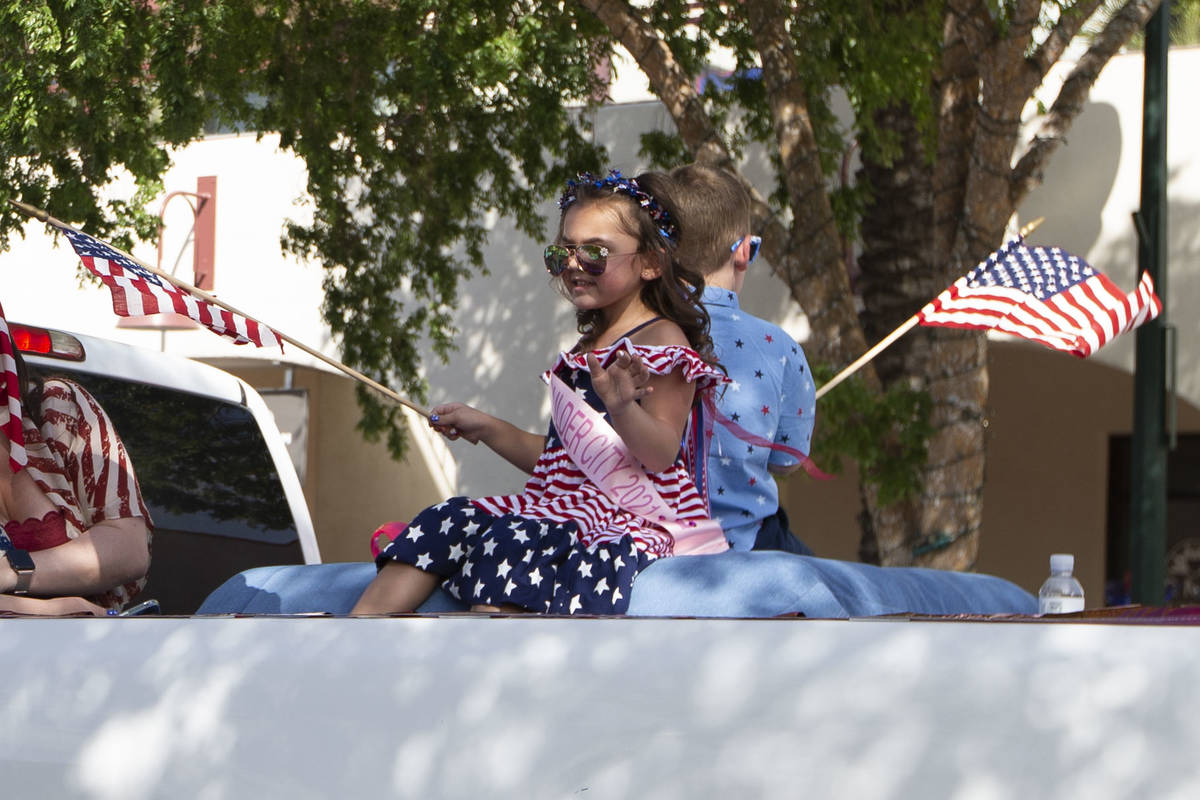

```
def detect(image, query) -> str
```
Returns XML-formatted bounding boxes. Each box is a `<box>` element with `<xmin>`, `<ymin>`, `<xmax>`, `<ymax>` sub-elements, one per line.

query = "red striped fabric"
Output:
<box><xmin>917</xmin><ymin>239</ymin><xmax>1162</xmax><ymax>357</ymax></box>
<box><xmin>0</xmin><ymin>304</ymin><xmax>26</xmax><ymax>473</ymax></box>
<box><xmin>474</xmin><ymin>343</ymin><xmax>723</xmax><ymax>558</ymax></box>
<box><xmin>20</xmin><ymin>378</ymin><xmax>153</xmax><ymax>609</ymax></box>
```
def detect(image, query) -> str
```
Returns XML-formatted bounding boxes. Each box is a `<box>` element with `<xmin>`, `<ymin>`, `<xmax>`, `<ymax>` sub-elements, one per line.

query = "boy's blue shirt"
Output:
<box><xmin>702</xmin><ymin>285</ymin><xmax>816</xmax><ymax>550</ymax></box>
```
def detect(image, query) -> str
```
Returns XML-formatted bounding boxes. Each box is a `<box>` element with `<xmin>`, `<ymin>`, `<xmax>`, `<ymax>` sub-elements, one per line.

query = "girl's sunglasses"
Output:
<box><xmin>544</xmin><ymin>243</ymin><xmax>637</xmax><ymax>277</ymax></box>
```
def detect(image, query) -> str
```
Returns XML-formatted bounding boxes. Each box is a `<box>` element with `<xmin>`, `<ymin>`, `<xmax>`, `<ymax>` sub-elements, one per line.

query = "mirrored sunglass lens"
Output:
<box><xmin>544</xmin><ymin>245</ymin><xmax>569</xmax><ymax>275</ymax></box>
<box><xmin>575</xmin><ymin>244</ymin><xmax>607</xmax><ymax>275</ymax></box>
<box><xmin>748</xmin><ymin>236</ymin><xmax>762</xmax><ymax>263</ymax></box>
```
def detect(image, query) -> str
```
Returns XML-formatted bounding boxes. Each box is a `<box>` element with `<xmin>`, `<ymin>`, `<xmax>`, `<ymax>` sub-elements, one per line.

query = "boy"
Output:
<box><xmin>669</xmin><ymin>163</ymin><xmax>816</xmax><ymax>553</ymax></box>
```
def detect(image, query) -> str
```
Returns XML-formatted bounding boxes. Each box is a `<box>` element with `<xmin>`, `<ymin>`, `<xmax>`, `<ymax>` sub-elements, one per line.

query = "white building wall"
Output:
<box><xmin>2</xmin><ymin>134</ymin><xmax>328</xmax><ymax>361</ymax></box>
<box><xmin>1022</xmin><ymin>47</ymin><xmax>1200</xmax><ymax>400</ymax></box>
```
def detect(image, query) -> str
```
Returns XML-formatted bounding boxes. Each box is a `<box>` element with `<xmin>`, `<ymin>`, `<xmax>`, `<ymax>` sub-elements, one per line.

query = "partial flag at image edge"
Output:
<box><xmin>0</xmin><ymin>304</ymin><xmax>27</xmax><ymax>473</ymax></box>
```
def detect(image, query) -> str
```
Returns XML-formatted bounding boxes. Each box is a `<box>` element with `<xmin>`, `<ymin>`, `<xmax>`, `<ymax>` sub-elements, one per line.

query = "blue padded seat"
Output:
<box><xmin>196</xmin><ymin>552</ymin><xmax>1036</xmax><ymax>618</ymax></box>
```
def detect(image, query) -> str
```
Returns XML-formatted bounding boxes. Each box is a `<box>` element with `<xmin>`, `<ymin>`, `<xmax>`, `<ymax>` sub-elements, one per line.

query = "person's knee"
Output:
<box><xmin>352</xmin><ymin>560</ymin><xmax>439</xmax><ymax>615</ymax></box>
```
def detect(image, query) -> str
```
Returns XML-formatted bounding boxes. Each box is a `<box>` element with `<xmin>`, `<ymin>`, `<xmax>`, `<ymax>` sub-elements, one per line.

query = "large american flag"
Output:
<box><xmin>52</xmin><ymin>220</ymin><xmax>281</xmax><ymax>350</ymax></box>
<box><xmin>0</xmin><ymin>303</ymin><xmax>27</xmax><ymax>473</ymax></box>
<box><xmin>918</xmin><ymin>238</ymin><xmax>1162</xmax><ymax>357</ymax></box>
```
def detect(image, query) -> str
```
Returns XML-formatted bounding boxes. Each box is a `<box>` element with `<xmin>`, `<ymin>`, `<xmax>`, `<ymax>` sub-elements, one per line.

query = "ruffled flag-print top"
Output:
<box><xmin>472</xmin><ymin>340</ymin><xmax>725</xmax><ymax>558</ymax></box>
<box><xmin>1</xmin><ymin>378</ymin><xmax>153</xmax><ymax>610</ymax></box>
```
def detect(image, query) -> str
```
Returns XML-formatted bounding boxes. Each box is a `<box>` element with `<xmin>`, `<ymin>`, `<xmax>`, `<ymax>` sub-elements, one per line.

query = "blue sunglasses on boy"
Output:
<box><xmin>731</xmin><ymin>235</ymin><xmax>762</xmax><ymax>263</ymax></box>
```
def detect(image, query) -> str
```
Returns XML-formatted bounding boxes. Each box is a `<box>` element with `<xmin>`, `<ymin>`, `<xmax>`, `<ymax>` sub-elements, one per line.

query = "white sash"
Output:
<box><xmin>550</xmin><ymin>374</ymin><xmax>727</xmax><ymax>556</ymax></box>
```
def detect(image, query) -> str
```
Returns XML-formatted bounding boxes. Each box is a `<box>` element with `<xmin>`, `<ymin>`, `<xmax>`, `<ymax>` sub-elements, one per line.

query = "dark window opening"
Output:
<box><xmin>35</xmin><ymin>367</ymin><xmax>304</xmax><ymax>612</ymax></box>
<box><xmin>1107</xmin><ymin>434</ymin><xmax>1200</xmax><ymax>605</ymax></box>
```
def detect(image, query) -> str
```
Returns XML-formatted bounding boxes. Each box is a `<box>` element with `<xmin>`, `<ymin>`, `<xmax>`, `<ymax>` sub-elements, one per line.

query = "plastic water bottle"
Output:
<box><xmin>1038</xmin><ymin>553</ymin><xmax>1085</xmax><ymax>614</ymax></box>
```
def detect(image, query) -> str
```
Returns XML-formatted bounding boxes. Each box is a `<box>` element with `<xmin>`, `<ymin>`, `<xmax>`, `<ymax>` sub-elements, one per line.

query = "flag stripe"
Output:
<box><xmin>0</xmin><ymin>304</ymin><xmax>27</xmax><ymax>473</ymax></box>
<box><xmin>924</xmin><ymin>287</ymin><xmax>1086</xmax><ymax>349</ymax></box>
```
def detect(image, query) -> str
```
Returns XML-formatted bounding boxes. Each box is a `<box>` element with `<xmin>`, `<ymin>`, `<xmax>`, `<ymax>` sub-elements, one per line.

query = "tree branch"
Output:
<box><xmin>573</xmin><ymin>0</ymin><xmax>784</xmax><ymax>296</ymax></box>
<box><xmin>739</xmin><ymin>0</ymin><xmax>870</xmax><ymax>370</ymax></box>
<box><xmin>946</xmin><ymin>0</ymin><xmax>998</xmax><ymax>57</ymax></box>
<box><xmin>574</xmin><ymin>0</ymin><xmax>728</xmax><ymax>165</ymax></box>
<box><xmin>1010</xmin><ymin>0</ymin><xmax>1162</xmax><ymax>206</ymax></box>
<box><xmin>741</xmin><ymin>0</ymin><xmax>825</xmax><ymax>223</ymax></box>
<box><xmin>993</xmin><ymin>0</ymin><xmax>1053</xmax><ymax>105</ymax></box>
<box><xmin>1029</xmin><ymin>0</ymin><xmax>1107</xmax><ymax>90</ymax></box>
<box><xmin>933</xmin><ymin>0</ymin><xmax>983</xmax><ymax>258</ymax></box>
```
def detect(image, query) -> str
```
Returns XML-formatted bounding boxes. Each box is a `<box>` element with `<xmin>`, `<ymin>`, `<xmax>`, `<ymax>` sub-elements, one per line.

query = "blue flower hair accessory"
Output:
<box><xmin>558</xmin><ymin>169</ymin><xmax>679</xmax><ymax>243</ymax></box>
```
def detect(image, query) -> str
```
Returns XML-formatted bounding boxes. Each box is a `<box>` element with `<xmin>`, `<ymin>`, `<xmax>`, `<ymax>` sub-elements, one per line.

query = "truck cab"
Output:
<box><xmin>11</xmin><ymin>321</ymin><xmax>319</xmax><ymax>613</ymax></box>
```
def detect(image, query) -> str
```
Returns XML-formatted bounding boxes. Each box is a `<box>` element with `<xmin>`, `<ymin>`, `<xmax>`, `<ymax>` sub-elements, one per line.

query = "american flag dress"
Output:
<box><xmin>375</xmin><ymin>340</ymin><xmax>725</xmax><ymax>615</ymax></box>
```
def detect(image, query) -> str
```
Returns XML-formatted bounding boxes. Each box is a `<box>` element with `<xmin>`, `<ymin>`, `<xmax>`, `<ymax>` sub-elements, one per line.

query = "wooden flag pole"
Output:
<box><xmin>814</xmin><ymin>217</ymin><xmax>1045</xmax><ymax>401</ymax></box>
<box><xmin>814</xmin><ymin>317</ymin><xmax>917</xmax><ymax>400</ymax></box>
<box><xmin>8</xmin><ymin>199</ymin><xmax>431</xmax><ymax>418</ymax></box>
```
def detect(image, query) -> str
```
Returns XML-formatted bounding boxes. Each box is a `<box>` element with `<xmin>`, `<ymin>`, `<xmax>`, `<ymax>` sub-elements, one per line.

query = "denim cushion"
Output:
<box><xmin>197</xmin><ymin>553</ymin><xmax>1035</xmax><ymax>618</ymax></box>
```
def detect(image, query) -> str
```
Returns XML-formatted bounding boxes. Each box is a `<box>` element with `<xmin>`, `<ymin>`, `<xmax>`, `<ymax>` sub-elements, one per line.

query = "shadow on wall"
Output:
<box><xmin>1021</xmin><ymin>93</ymin><xmax>1198</xmax><ymax>408</ymax></box>
<box><xmin>1164</xmin><ymin>193</ymin><xmax>1199</xmax><ymax>404</ymax></box>
<box><xmin>1066</xmin><ymin>180</ymin><xmax>1200</xmax><ymax>408</ymax></box>
<box><xmin>418</xmin><ymin>211</ymin><xmax>576</xmax><ymax>497</ymax></box>
<box><xmin>1022</xmin><ymin>101</ymin><xmax>1122</xmax><ymax>259</ymax></box>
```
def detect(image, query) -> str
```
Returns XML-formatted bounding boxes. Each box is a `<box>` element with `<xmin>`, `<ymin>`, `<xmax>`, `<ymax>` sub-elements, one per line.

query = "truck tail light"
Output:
<box><xmin>10</xmin><ymin>323</ymin><xmax>85</xmax><ymax>361</ymax></box>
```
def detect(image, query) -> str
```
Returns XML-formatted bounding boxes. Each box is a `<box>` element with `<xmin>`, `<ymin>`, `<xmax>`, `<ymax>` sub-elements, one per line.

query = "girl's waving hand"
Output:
<box><xmin>587</xmin><ymin>351</ymin><xmax>695</xmax><ymax>474</ymax></box>
<box><xmin>584</xmin><ymin>350</ymin><xmax>652</xmax><ymax>416</ymax></box>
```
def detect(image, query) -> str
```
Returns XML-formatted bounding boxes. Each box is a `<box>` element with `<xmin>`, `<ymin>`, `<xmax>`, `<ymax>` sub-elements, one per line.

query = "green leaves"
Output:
<box><xmin>810</xmin><ymin>364</ymin><xmax>933</xmax><ymax>506</ymax></box>
<box><xmin>0</xmin><ymin>1</ymin><xmax>612</xmax><ymax>458</ymax></box>
<box><xmin>0</xmin><ymin>0</ymin><xmax>179</xmax><ymax>248</ymax></box>
<box><xmin>0</xmin><ymin>0</ymin><xmax>949</xmax><ymax>469</ymax></box>
<box><xmin>173</xmin><ymin>1</ymin><xmax>613</xmax><ymax>457</ymax></box>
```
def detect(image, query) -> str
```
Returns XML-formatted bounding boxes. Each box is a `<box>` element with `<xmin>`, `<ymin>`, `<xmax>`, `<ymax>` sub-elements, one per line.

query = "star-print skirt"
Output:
<box><xmin>375</xmin><ymin>497</ymin><xmax>653</xmax><ymax>615</ymax></box>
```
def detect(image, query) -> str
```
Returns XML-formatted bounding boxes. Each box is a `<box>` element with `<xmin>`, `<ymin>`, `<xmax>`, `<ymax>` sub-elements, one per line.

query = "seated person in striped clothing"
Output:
<box><xmin>1</xmin><ymin>334</ymin><xmax>152</xmax><ymax>616</ymax></box>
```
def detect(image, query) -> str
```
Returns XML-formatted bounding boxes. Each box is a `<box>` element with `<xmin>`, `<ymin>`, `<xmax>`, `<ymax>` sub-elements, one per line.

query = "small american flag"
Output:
<box><xmin>0</xmin><ymin>304</ymin><xmax>27</xmax><ymax>473</ymax></box>
<box><xmin>918</xmin><ymin>238</ymin><xmax>1162</xmax><ymax>357</ymax></box>
<box><xmin>53</xmin><ymin>220</ymin><xmax>282</xmax><ymax>351</ymax></box>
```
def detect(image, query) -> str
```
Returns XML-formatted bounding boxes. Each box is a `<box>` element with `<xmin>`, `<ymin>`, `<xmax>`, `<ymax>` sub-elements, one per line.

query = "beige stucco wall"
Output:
<box><xmin>783</xmin><ymin>339</ymin><xmax>1200</xmax><ymax>598</ymax></box>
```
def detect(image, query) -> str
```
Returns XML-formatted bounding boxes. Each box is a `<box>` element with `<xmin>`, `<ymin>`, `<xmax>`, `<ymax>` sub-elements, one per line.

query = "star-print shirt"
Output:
<box><xmin>702</xmin><ymin>286</ymin><xmax>815</xmax><ymax>550</ymax></box>
<box><xmin>472</xmin><ymin>340</ymin><xmax>726</xmax><ymax>559</ymax></box>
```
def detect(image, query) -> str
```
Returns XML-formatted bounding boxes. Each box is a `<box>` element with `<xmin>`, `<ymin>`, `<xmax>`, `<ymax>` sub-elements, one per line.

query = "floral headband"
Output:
<box><xmin>558</xmin><ymin>169</ymin><xmax>680</xmax><ymax>243</ymax></box>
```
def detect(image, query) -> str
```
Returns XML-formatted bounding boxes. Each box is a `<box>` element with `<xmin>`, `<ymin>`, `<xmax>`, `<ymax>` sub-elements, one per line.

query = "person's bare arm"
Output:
<box><xmin>0</xmin><ymin>593</ymin><xmax>108</xmax><ymax>616</ymax></box>
<box><xmin>589</xmin><ymin>352</ymin><xmax>694</xmax><ymax>473</ymax></box>
<box><xmin>1</xmin><ymin>382</ymin><xmax>151</xmax><ymax>601</ymax></box>
<box><xmin>0</xmin><ymin>516</ymin><xmax>150</xmax><ymax>597</ymax></box>
<box><xmin>429</xmin><ymin>403</ymin><xmax>545</xmax><ymax>474</ymax></box>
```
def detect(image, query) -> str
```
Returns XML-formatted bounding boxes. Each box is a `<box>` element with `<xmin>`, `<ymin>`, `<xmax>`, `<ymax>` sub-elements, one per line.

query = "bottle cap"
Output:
<box><xmin>1050</xmin><ymin>553</ymin><xmax>1074</xmax><ymax>573</ymax></box>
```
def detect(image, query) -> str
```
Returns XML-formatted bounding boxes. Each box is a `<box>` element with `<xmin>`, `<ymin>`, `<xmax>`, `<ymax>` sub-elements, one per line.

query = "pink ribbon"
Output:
<box><xmin>701</xmin><ymin>395</ymin><xmax>830</xmax><ymax>480</ymax></box>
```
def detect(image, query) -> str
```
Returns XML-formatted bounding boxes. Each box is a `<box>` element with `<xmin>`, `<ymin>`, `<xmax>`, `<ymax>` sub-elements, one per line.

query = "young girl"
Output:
<box><xmin>352</xmin><ymin>169</ymin><xmax>727</xmax><ymax>616</ymax></box>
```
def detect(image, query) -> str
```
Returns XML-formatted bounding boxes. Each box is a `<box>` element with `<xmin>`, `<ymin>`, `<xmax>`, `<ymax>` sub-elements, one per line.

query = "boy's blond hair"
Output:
<box><xmin>669</xmin><ymin>163</ymin><xmax>752</xmax><ymax>276</ymax></box>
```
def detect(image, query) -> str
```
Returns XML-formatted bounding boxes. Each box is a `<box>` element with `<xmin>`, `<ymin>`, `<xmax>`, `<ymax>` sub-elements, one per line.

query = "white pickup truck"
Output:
<box><xmin>8</xmin><ymin>321</ymin><xmax>320</xmax><ymax>612</ymax></box>
<box><xmin>3</xmin><ymin>326</ymin><xmax>1198</xmax><ymax>799</ymax></box>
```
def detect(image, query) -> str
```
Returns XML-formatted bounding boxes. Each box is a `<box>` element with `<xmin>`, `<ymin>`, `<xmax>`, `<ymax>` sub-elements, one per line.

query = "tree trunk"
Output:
<box><xmin>855</xmin><ymin>103</ymin><xmax>988</xmax><ymax>569</ymax></box>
